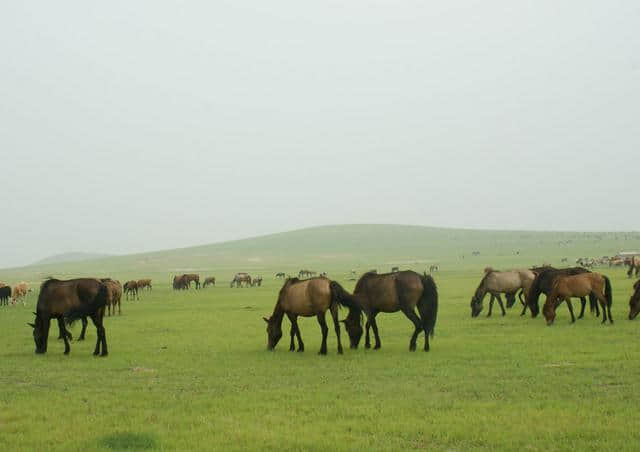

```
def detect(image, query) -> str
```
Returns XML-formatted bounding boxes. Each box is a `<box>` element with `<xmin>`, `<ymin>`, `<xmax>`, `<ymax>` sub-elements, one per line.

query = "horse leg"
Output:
<box><xmin>292</xmin><ymin>316</ymin><xmax>304</xmax><ymax>352</ymax></box>
<box><xmin>287</xmin><ymin>314</ymin><xmax>296</xmax><ymax>351</ymax></box>
<box><xmin>487</xmin><ymin>294</ymin><xmax>494</xmax><ymax>317</ymax></box>
<box><xmin>565</xmin><ymin>298</ymin><xmax>576</xmax><ymax>323</ymax></box>
<box><xmin>316</xmin><ymin>312</ymin><xmax>329</xmax><ymax>355</ymax></box>
<box><xmin>330</xmin><ymin>304</ymin><xmax>343</xmax><ymax>354</ymax></box>
<box><xmin>90</xmin><ymin>313</ymin><xmax>108</xmax><ymax>356</ymax></box>
<box><xmin>364</xmin><ymin>314</ymin><xmax>372</xmax><ymax>349</ymax></box>
<box><xmin>577</xmin><ymin>297</ymin><xmax>586</xmax><ymax>319</ymax></box>
<box><xmin>78</xmin><ymin>317</ymin><xmax>88</xmax><ymax>341</ymax></box>
<box><xmin>401</xmin><ymin>307</ymin><xmax>423</xmax><ymax>352</ymax></box>
<box><xmin>496</xmin><ymin>294</ymin><xmax>506</xmax><ymax>316</ymax></box>
<box><xmin>370</xmin><ymin>313</ymin><xmax>382</xmax><ymax>349</ymax></box>
<box><xmin>56</xmin><ymin>317</ymin><xmax>71</xmax><ymax>355</ymax></box>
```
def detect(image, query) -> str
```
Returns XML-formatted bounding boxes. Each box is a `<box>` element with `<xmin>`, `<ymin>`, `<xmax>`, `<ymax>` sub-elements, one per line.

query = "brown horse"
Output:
<box><xmin>525</xmin><ymin>267</ymin><xmax>598</xmax><ymax>318</ymax></box>
<box><xmin>470</xmin><ymin>269</ymin><xmax>535</xmax><ymax>317</ymax></box>
<box><xmin>183</xmin><ymin>274</ymin><xmax>200</xmax><ymax>289</ymax></box>
<box><xmin>102</xmin><ymin>279</ymin><xmax>122</xmax><ymax>316</ymax></box>
<box><xmin>173</xmin><ymin>275</ymin><xmax>188</xmax><ymax>290</ymax></box>
<box><xmin>123</xmin><ymin>280</ymin><xmax>139</xmax><ymax>300</ymax></box>
<box><xmin>543</xmin><ymin>272</ymin><xmax>613</xmax><ymax>325</ymax></box>
<box><xmin>341</xmin><ymin>271</ymin><xmax>438</xmax><ymax>351</ymax></box>
<box><xmin>628</xmin><ymin>280</ymin><xmax>640</xmax><ymax>320</ymax></box>
<box><xmin>137</xmin><ymin>279</ymin><xmax>152</xmax><ymax>291</ymax></box>
<box><xmin>28</xmin><ymin>278</ymin><xmax>109</xmax><ymax>356</ymax></box>
<box><xmin>263</xmin><ymin>277</ymin><xmax>357</xmax><ymax>354</ymax></box>
<box><xmin>231</xmin><ymin>273</ymin><xmax>251</xmax><ymax>288</ymax></box>
<box><xmin>202</xmin><ymin>276</ymin><xmax>216</xmax><ymax>288</ymax></box>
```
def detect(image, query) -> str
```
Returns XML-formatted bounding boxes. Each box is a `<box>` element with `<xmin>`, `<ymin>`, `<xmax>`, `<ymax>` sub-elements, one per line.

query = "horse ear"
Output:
<box><xmin>27</xmin><ymin>322</ymin><xmax>35</xmax><ymax>328</ymax></box>
<box><xmin>32</xmin><ymin>312</ymin><xmax>37</xmax><ymax>315</ymax></box>
<box><xmin>263</xmin><ymin>317</ymin><xmax>269</xmax><ymax>323</ymax></box>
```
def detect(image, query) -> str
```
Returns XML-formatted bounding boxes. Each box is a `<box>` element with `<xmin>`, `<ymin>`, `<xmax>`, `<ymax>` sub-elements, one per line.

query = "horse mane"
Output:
<box><xmin>40</xmin><ymin>277</ymin><xmax>60</xmax><ymax>292</ymax></box>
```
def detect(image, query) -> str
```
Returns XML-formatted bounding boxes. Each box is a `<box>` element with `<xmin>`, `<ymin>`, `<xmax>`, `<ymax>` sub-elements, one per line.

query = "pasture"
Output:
<box><xmin>1</xmin><ymin>226</ymin><xmax>640</xmax><ymax>450</ymax></box>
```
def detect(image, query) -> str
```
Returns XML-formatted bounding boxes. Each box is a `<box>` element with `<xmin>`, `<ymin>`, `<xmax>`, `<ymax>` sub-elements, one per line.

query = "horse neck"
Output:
<box><xmin>473</xmin><ymin>280</ymin><xmax>487</xmax><ymax>301</ymax></box>
<box><xmin>270</xmin><ymin>303</ymin><xmax>285</xmax><ymax>325</ymax></box>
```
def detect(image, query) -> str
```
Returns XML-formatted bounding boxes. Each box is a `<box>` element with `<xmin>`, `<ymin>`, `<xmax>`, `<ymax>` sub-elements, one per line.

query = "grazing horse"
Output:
<box><xmin>183</xmin><ymin>274</ymin><xmax>200</xmax><ymax>289</ymax></box>
<box><xmin>173</xmin><ymin>275</ymin><xmax>189</xmax><ymax>290</ymax></box>
<box><xmin>275</xmin><ymin>272</ymin><xmax>285</xmax><ymax>278</ymax></box>
<box><xmin>137</xmin><ymin>279</ymin><xmax>152</xmax><ymax>291</ymax></box>
<box><xmin>123</xmin><ymin>280</ymin><xmax>139</xmax><ymax>300</ymax></box>
<box><xmin>230</xmin><ymin>273</ymin><xmax>252</xmax><ymax>288</ymax></box>
<box><xmin>470</xmin><ymin>269</ymin><xmax>535</xmax><ymax>317</ymax></box>
<box><xmin>543</xmin><ymin>272</ymin><xmax>613</xmax><ymax>325</ymax></box>
<box><xmin>298</xmin><ymin>269</ymin><xmax>316</xmax><ymax>278</ymax></box>
<box><xmin>28</xmin><ymin>278</ymin><xmax>109</xmax><ymax>356</ymax></box>
<box><xmin>0</xmin><ymin>286</ymin><xmax>11</xmax><ymax>306</ymax></box>
<box><xmin>341</xmin><ymin>271</ymin><xmax>438</xmax><ymax>351</ymax></box>
<box><xmin>202</xmin><ymin>276</ymin><xmax>216</xmax><ymax>288</ymax></box>
<box><xmin>429</xmin><ymin>264</ymin><xmax>439</xmax><ymax>273</ymax></box>
<box><xmin>627</xmin><ymin>256</ymin><xmax>640</xmax><ymax>278</ymax></box>
<box><xmin>525</xmin><ymin>267</ymin><xmax>598</xmax><ymax>318</ymax></box>
<box><xmin>11</xmin><ymin>282</ymin><xmax>31</xmax><ymax>306</ymax></box>
<box><xmin>263</xmin><ymin>277</ymin><xmax>357</xmax><ymax>354</ymax></box>
<box><xmin>102</xmin><ymin>279</ymin><xmax>122</xmax><ymax>316</ymax></box>
<box><xmin>628</xmin><ymin>280</ymin><xmax>640</xmax><ymax>320</ymax></box>
<box><xmin>251</xmin><ymin>277</ymin><xmax>263</xmax><ymax>287</ymax></box>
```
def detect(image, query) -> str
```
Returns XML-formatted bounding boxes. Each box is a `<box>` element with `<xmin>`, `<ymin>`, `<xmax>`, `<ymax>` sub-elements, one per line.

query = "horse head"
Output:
<box><xmin>341</xmin><ymin>309</ymin><xmax>363</xmax><ymax>349</ymax></box>
<box><xmin>470</xmin><ymin>296</ymin><xmax>483</xmax><ymax>317</ymax></box>
<box><xmin>28</xmin><ymin>313</ymin><xmax>47</xmax><ymax>353</ymax></box>
<box><xmin>263</xmin><ymin>316</ymin><xmax>282</xmax><ymax>350</ymax></box>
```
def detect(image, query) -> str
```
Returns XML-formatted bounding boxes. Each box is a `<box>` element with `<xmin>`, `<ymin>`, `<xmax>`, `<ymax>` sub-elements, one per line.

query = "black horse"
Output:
<box><xmin>28</xmin><ymin>278</ymin><xmax>109</xmax><ymax>356</ymax></box>
<box><xmin>0</xmin><ymin>286</ymin><xmax>11</xmax><ymax>306</ymax></box>
<box><xmin>526</xmin><ymin>267</ymin><xmax>599</xmax><ymax>318</ymax></box>
<box><xmin>340</xmin><ymin>271</ymin><xmax>438</xmax><ymax>351</ymax></box>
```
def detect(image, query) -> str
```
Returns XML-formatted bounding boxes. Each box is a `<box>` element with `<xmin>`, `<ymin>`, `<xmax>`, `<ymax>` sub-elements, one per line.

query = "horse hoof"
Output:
<box><xmin>365</xmin><ymin>344</ymin><xmax>371</xmax><ymax>349</ymax></box>
<box><xmin>297</xmin><ymin>348</ymin><xmax>304</xmax><ymax>352</ymax></box>
<box><xmin>318</xmin><ymin>350</ymin><xmax>327</xmax><ymax>355</ymax></box>
<box><xmin>100</xmin><ymin>353</ymin><xmax>108</xmax><ymax>357</ymax></box>
<box><xmin>374</xmin><ymin>345</ymin><xmax>381</xmax><ymax>350</ymax></box>
<box><xmin>338</xmin><ymin>349</ymin><xmax>344</xmax><ymax>355</ymax></box>
<box><xmin>409</xmin><ymin>344</ymin><xmax>416</xmax><ymax>352</ymax></box>
<box><xmin>64</xmin><ymin>351</ymin><xmax>70</xmax><ymax>355</ymax></box>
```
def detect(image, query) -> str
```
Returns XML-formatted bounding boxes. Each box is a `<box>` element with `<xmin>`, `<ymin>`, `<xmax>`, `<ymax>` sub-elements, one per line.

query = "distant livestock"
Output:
<box><xmin>202</xmin><ymin>277</ymin><xmax>216</xmax><ymax>288</ymax></box>
<box><xmin>137</xmin><ymin>279</ymin><xmax>152</xmax><ymax>291</ymax></box>
<box><xmin>102</xmin><ymin>279</ymin><xmax>122</xmax><ymax>316</ymax></box>
<box><xmin>11</xmin><ymin>282</ymin><xmax>31</xmax><ymax>305</ymax></box>
<box><xmin>123</xmin><ymin>280</ymin><xmax>139</xmax><ymax>300</ymax></box>
<box><xmin>0</xmin><ymin>286</ymin><xmax>11</xmax><ymax>306</ymax></box>
<box><xmin>230</xmin><ymin>273</ymin><xmax>252</xmax><ymax>288</ymax></box>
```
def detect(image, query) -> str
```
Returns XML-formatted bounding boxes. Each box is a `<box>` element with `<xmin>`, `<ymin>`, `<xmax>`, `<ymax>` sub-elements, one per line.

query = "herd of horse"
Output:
<box><xmin>12</xmin><ymin>257</ymin><xmax>640</xmax><ymax>358</ymax></box>
<box><xmin>0</xmin><ymin>281</ymin><xmax>31</xmax><ymax>306</ymax></box>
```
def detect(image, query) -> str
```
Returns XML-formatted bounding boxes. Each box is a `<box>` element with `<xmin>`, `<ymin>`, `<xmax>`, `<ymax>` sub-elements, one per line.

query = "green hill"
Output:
<box><xmin>32</xmin><ymin>251</ymin><xmax>113</xmax><ymax>266</ymax></box>
<box><xmin>2</xmin><ymin>225</ymin><xmax>639</xmax><ymax>283</ymax></box>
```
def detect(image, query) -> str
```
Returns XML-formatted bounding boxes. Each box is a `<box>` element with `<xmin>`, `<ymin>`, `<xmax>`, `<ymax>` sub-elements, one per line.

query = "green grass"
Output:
<box><xmin>1</xmin><ymin>225</ymin><xmax>640</xmax><ymax>451</ymax></box>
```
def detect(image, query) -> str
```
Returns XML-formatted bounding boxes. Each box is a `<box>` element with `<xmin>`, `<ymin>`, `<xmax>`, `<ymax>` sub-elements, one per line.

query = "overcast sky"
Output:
<box><xmin>1</xmin><ymin>1</ymin><xmax>638</xmax><ymax>267</ymax></box>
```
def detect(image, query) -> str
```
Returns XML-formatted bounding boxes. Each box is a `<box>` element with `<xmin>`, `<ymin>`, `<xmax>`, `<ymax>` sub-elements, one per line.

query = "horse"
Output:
<box><xmin>123</xmin><ymin>280</ymin><xmax>139</xmax><ymax>300</ymax></box>
<box><xmin>230</xmin><ymin>273</ymin><xmax>251</xmax><ymax>288</ymax></box>
<box><xmin>627</xmin><ymin>256</ymin><xmax>640</xmax><ymax>278</ymax></box>
<box><xmin>11</xmin><ymin>282</ymin><xmax>31</xmax><ymax>306</ymax></box>
<box><xmin>183</xmin><ymin>274</ymin><xmax>200</xmax><ymax>289</ymax></box>
<box><xmin>470</xmin><ymin>268</ymin><xmax>535</xmax><ymax>317</ymax></box>
<box><xmin>28</xmin><ymin>278</ymin><xmax>109</xmax><ymax>356</ymax></box>
<box><xmin>102</xmin><ymin>279</ymin><xmax>122</xmax><ymax>316</ymax></box>
<box><xmin>0</xmin><ymin>286</ymin><xmax>11</xmax><ymax>306</ymax></box>
<box><xmin>173</xmin><ymin>275</ymin><xmax>189</xmax><ymax>290</ymax></box>
<box><xmin>202</xmin><ymin>277</ymin><xmax>216</xmax><ymax>288</ymax></box>
<box><xmin>137</xmin><ymin>279</ymin><xmax>152</xmax><ymax>291</ymax></box>
<box><xmin>275</xmin><ymin>272</ymin><xmax>286</xmax><ymax>278</ymax></box>
<box><xmin>628</xmin><ymin>280</ymin><xmax>640</xmax><ymax>319</ymax></box>
<box><xmin>298</xmin><ymin>269</ymin><xmax>316</xmax><ymax>278</ymax></box>
<box><xmin>341</xmin><ymin>271</ymin><xmax>438</xmax><ymax>352</ymax></box>
<box><xmin>251</xmin><ymin>277</ymin><xmax>263</xmax><ymax>287</ymax></box>
<box><xmin>429</xmin><ymin>264</ymin><xmax>439</xmax><ymax>273</ymax></box>
<box><xmin>542</xmin><ymin>272</ymin><xmax>613</xmax><ymax>325</ymax></box>
<box><xmin>525</xmin><ymin>267</ymin><xmax>598</xmax><ymax>318</ymax></box>
<box><xmin>391</xmin><ymin>267</ymin><xmax>399</xmax><ymax>273</ymax></box>
<box><xmin>263</xmin><ymin>277</ymin><xmax>357</xmax><ymax>354</ymax></box>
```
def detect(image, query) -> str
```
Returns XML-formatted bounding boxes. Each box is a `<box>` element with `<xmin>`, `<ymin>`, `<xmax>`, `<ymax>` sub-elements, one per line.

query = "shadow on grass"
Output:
<box><xmin>99</xmin><ymin>432</ymin><xmax>158</xmax><ymax>450</ymax></box>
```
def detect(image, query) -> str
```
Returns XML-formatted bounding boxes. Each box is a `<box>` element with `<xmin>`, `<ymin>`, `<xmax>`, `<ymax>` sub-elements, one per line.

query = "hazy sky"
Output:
<box><xmin>1</xmin><ymin>1</ymin><xmax>638</xmax><ymax>267</ymax></box>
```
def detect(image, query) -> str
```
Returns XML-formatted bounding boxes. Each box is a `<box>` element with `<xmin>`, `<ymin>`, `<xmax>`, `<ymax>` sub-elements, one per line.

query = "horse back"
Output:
<box><xmin>357</xmin><ymin>271</ymin><xmax>422</xmax><ymax>312</ymax></box>
<box><xmin>280</xmin><ymin>278</ymin><xmax>331</xmax><ymax>316</ymax></box>
<box><xmin>37</xmin><ymin>278</ymin><xmax>103</xmax><ymax>316</ymax></box>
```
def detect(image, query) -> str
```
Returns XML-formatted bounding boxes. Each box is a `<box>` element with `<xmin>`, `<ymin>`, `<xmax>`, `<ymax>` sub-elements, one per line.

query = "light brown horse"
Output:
<box><xmin>137</xmin><ymin>279</ymin><xmax>152</xmax><ymax>291</ymax></box>
<box><xmin>102</xmin><ymin>279</ymin><xmax>122</xmax><ymax>316</ymax></box>
<box><xmin>627</xmin><ymin>256</ymin><xmax>640</xmax><ymax>278</ymax></box>
<box><xmin>202</xmin><ymin>276</ymin><xmax>216</xmax><ymax>288</ymax></box>
<box><xmin>628</xmin><ymin>280</ymin><xmax>640</xmax><ymax>320</ymax></box>
<box><xmin>11</xmin><ymin>282</ymin><xmax>31</xmax><ymax>306</ymax></box>
<box><xmin>230</xmin><ymin>273</ymin><xmax>251</xmax><ymax>288</ymax></box>
<box><xmin>263</xmin><ymin>277</ymin><xmax>356</xmax><ymax>354</ymax></box>
<box><xmin>543</xmin><ymin>272</ymin><xmax>613</xmax><ymax>325</ymax></box>
<box><xmin>470</xmin><ymin>268</ymin><xmax>536</xmax><ymax>317</ymax></box>
<box><xmin>123</xmin><ymin>280</ymin><xmax>139</xmax><ymax>300</ymax></box>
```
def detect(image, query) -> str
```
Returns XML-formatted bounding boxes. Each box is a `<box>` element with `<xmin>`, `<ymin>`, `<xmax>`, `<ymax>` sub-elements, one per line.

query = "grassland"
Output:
<box><xmin>1</xmin><ymin>225</ymin><xmax>640</xmax><ymax>451</ymax></box>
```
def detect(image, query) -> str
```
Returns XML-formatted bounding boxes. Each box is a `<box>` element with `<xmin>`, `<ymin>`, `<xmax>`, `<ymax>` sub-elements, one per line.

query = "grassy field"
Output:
<box><xmin>1</xmin><ymin>225</ymin><xmax>640</xmax><ymax>451</ymax></box>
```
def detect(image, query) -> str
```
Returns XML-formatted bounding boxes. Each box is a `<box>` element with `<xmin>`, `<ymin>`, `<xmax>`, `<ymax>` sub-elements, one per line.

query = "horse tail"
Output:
<box><xmin>329</xmin><ymin>281</ymin><xmax>359</xmax><ymax>311</ymax></box>
<box><xmin>65</xmin><ymin>282</ymin><xmax>108</xmax><ymax>325</ymax></box>
<box><xmin>420</xmin><ymin>274</ymin><xmax>439</xmax><ymax>337</ymax></box>
<box><xmin>603</xmin><ymin>275</ymin><xmax>613</xmax><ymax>308</ymax></box>
<box><xmin>588</xmin><ymin>293</ymin><xmax>598</xmax><ymax>314</ymax></box>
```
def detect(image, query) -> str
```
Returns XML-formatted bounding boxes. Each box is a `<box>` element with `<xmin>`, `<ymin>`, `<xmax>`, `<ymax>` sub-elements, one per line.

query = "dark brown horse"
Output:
<box><xmin>184</xmin><ymin>274</ymin><xmax>200</xmax><ymax>289</ymax></box>
<box><xmin>341</xmin><ymin>271</ymin><xmax>438</xmax><ymax>351</ymax></box>
<box><xmin>102</xmin><ymin>279</ymin><xmax>122</xmax><ymax>316</ymax></box>
<box><xmin>525</xmin><ymin>267</ymin><xmax>598</xmax><ymax>318</ymax></box>
<box><xmin>263</xmin><ymin>277</ymin><xmax>357</xmax><ymax>355</ymax></box>
<box><xmin>0</xmin><ymin>286</ymin><xmax>10</xmax><ymax>306</ymax></box>
<box><xmin>173</xmin><ymin>275</ymin><xmax>188</xmax><ymax>290</ymax></box>
<box><xmin>28</xmin><ymin>278</ymin><xmax>109</xmax><ymax>356</ymax></box>
<box><xmin>123</xmin><ymin>280</ymin><xmax>139</xmax><ymax>300</ymax></box>
<box><xmin>542</xmin><ymin>272</ymin><xmax>612</xmax><ymax>325</ymax></box>
<box><xmin>628</xmin><ymin>280</ymin><xmax>640</xmax><ymax>320</ymax></box>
